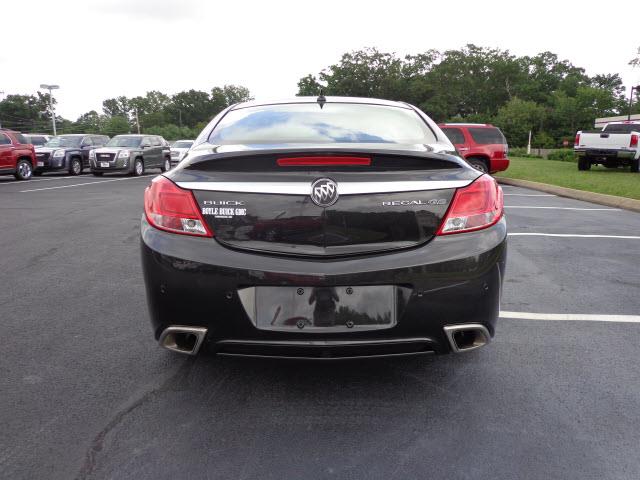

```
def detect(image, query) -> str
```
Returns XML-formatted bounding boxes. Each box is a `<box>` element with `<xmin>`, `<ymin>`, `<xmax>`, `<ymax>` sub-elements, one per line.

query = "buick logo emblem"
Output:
<box><xmin>310</xmin><ymin>178</ymin><xmax>339</xmax><ymax>207</ymax></box>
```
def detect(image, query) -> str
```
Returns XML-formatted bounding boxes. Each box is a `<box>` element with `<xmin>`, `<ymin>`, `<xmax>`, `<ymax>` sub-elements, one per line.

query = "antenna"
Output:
<box><xmin>317</xmin><ymin>89</ymin><xmax>326</xmax><ymax>109</ymax></box>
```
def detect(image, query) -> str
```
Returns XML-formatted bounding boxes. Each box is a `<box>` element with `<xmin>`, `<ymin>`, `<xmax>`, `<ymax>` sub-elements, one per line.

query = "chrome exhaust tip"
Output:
<box><xmin>443</xmin><ymin>324</ymin><xmax>491</xmax><ymax>353</ymax></box>
<box><xmin>158</xmin><ymin>326</ymin><xmax>208</xmax><ymax>355</ymax></box>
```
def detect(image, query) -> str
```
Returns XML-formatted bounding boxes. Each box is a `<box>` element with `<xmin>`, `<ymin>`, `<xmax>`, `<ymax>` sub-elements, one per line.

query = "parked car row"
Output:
<box><xmin>0</xmin><ymin>129</ymin><xmax>195</xmax><ymax>180</ymax></box>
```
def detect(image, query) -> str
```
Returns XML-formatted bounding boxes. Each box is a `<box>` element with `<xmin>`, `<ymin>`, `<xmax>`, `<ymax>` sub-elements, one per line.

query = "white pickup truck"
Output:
<box><xmin>574</xmin><ymin>121</ymin><xmax>640</xmax><ymax>172</ymax></box>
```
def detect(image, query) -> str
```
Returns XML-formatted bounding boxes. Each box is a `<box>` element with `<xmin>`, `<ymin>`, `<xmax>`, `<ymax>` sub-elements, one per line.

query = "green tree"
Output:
<box><xmin>493</xmin><ymin>98</ymin><xmax>546</xmax><ymax>147</ymax></box>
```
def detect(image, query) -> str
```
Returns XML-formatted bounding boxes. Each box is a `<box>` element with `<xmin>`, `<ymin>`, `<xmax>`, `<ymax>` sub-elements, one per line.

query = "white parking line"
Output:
<box><xmin>508</xmin><ymin>233</ymin><xmax>640</xmax><ymax>239</ymax></box>
<box><xmin>0</xmin><ymin>175</ymin><xmax>84</xmax><ymax>185</ymax></box>
<box><xmin>503</xmin><ymin>194</ymin><xmax>556</xmax><ymax>197</ymax></box>
<box><xmin>505</xmin><ymin>206</ymin><xmax>618</xmax><ymax>211</ymax></box>
<box><xmin>20</xmin><ymin>175</ymin><xmax>153</xmax><ymax>193</ymax></box>
<box><xmin>500</xmin><ymin>311</ymin><xmax>640</xmax><ymax>323</ymax></box>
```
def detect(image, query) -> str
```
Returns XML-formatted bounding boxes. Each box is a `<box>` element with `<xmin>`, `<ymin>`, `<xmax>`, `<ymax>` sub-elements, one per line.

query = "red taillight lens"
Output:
<box><xmin>575</xmin><ymin>133</ymin><xmax>581</xmax><ymax>146</ymax></box>
<box><xmin>144</xmin><ymin>176</ymin><xmax>212</xmax><ymax>237</ymax></box>
<box><xmin>436</xmin><ymin>175</ymin><xmax>503</xmax><ymax>235</ymax></box>
<box><xmin>277</xmin><ymin>156</ymin><xmax>371</xmax><ymax>166</ymax></box>
<box><xmin>631</xmin><ymin>134</ymin><xmax>638</xmax><ymax>148</ymax></box>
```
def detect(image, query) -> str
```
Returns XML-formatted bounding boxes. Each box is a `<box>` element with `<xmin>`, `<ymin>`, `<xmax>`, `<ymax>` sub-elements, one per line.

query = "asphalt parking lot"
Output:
<box><xmin>1</xmin><ymin>172</ymin><xmax>639</xmax><ymax>480</ymax></box>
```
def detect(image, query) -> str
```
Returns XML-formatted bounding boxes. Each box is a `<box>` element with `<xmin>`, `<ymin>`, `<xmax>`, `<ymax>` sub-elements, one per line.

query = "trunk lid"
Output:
<box><xmin>170</xmin><ymin>145</ymin><xmax>477</xmax><ymax>257</ymax></box>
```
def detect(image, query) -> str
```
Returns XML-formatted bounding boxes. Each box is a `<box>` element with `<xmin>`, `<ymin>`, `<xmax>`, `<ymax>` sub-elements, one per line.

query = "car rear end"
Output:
<box><xmin>140</xmin><ymin>99</ymin><xmax>507</xmax><ymax>359</ymax></box>
<box><xmin>466</xmin><ymin>125</ymin><xmax>509</xmax><ymax>173</ymax></box>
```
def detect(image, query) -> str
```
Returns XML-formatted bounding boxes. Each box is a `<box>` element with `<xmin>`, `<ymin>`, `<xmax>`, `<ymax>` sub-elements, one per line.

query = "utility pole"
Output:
<box><xmin>0</xmin><ymin>90</ymin><xmax>4</xmax><ymax>129</ymax></box>
<box><xmin>135</xmin><ymin>108</ymin><xmax>141</xmax><ymax>134</ymax></box>
<box><xmin>627</xmin><ymin>85</ymin><xmax>640</xmax><ymax>120</ymax></box>
<box><xmin>39</xmin><ymin>84</ymin><xmax>60</xmax><ymax>135</ymax></box>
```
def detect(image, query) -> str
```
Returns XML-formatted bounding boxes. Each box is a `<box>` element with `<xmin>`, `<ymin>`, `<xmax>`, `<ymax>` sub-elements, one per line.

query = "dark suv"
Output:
<box><xmin>90</xmin><ymin>135</ymin><xmax>172</xmax><ymax>176</ymax></box>
<box><xmin>0</xmin><ymin>129</ymin><xmax>37</xmax><ymax>180</ymax></box>
<box><xmin>438</xmin><ymin>123</ymin><xmax>510</xmax><ymax>174</ymax></box>
<box><xmin>35</xmin><ymin>134</ymin><xmax>109</xmax><ymax>175</ymax></box>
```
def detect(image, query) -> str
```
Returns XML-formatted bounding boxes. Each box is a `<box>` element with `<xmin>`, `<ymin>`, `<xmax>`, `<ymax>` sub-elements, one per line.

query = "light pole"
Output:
<box><xmin>628</xmin><ymin>84</ymin><xmax>640</xmax><ymax>121</ymax></box>
<box><xmin>39</xmin><ymin>84</ymin><xmax>59</xmax><ymax>135</ymax></box>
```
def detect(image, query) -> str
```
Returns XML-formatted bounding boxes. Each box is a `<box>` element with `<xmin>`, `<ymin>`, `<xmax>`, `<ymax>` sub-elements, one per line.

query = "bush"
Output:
<box><xmin>547</xmin><ymin>149</ymin><xmax>577</xmax><ymax>162</ymax></box>
<box><xmin>509</xmin><ymin>147</ymin><xmax>543</xmax><ymax>158</ymax></box>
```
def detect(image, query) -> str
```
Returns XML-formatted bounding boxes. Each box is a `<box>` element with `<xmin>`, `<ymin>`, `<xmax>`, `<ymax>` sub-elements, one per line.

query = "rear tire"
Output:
<box><xmin>161</xmin><ymin>157</ymin><xmax>171</xmax><ymax>172</ymax></box>
<box><xmin>14</xmin><ymin>159</ymin><xmax>33</xmax><ymax>180</ymax></box>
<box><xmin>467</xmin><ymin>157</ymin><xmax>489</xmax><ymax>173</ymax></box>
<box><xmin>133</xmin><ymin>158</ymin><xmax>144</xmax><ymax>176</ymax></box>
<box><xmin>92</xmin><ymin>172</ymin><xmax>104</xmax><ymax>177</ymax></box>
<box><xmin>578</xmin><ymin>157</ymin><xmax>591</xmax><ymax>171</ymax></box>
<box><xmin>69</xmin><ymin>157</ymin><xmax>82</xmax><ymax>176</ymax></box>
<box><xmin>631</xmin><ymin>159</ymin><xmax>640</xmax><ymax>173</ymax></box>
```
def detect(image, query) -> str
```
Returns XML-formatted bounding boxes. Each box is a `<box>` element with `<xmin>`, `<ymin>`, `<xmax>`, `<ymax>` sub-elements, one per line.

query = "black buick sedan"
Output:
<box><xmin>140</xmin><ymin>97</ymin><xmax>506</xmax><ymax>358</ymax></box>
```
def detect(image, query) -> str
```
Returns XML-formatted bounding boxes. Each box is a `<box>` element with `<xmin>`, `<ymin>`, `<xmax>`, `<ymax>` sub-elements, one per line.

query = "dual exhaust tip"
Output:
<box><xmin>158</xmin><ymin>323</ymin><xmax>490</xmax><ymax>356</ymax></box>
<box><xmin>444</xmin><ymin>323</ymin><xmax>491</xmax><ymax>353</ymax></box>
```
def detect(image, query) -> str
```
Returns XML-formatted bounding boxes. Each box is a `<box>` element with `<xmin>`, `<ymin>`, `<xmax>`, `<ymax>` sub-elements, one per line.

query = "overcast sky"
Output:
<box><xmin>2</xmin><ymin>0</ymin><xmax>638</xmax><ymax>119</ymax></box>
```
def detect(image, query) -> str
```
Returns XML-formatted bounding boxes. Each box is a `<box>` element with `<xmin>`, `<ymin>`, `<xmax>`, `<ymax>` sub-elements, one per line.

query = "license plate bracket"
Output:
<box><xmin>240</xmin><ymin>286</ymin><xmax>398</xmax><ymax>332</ymax></box>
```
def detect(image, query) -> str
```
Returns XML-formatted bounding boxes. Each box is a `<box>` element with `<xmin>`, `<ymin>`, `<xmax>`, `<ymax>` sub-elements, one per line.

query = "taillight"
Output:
<box><xmin>575</xmin><ymin>133</ymin><xmax>580</xmax><ymax>146</ymax></box>
<box><xmin>144</xmin><ymin>176</ymin><xmax>212</xmax><ymax>237</ymax></box>
<box><xmin>437</xmin><ymin>175</ymin><xmax>503</xmax><ymax>235</ymax></box>
<box><xmin>630</xmin><ymin>134</ymin><xmax>638</xmax><ymax>148</ymax></box>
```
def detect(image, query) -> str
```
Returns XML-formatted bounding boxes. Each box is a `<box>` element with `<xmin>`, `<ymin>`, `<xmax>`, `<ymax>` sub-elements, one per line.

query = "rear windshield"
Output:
<box><xmin>14</xmin><ymin>133</ymin><xmax>28</xmax><ymax>144</ymax></box>
<box><xmin>25</xmin><ymin>136</ymin><xmax>47</xmax><ymax>146</ymax></box>
<box><xmin>106</xmin><ymin>136</ymin><xmax>142</xmax><ymax>147</ymax></box>
<box><xmin>174</xmin><ymin>141</ymin><xmax>193</xmax><ymax>148</ymax></box>
<box><xmin>209</xmin><ymin>103</ymin><xmax>437</xmax><ymax>145</ymax></box>
<box><xmin>441</xmin><ymin>128</ymin><xmax>466</xmax><ymax>144</ymax></box>
<box><xmin>602</xmin><ymin>123</ymin><xmax>640</xmax><ymax>134</ymax></box>
<box><xmin>468</xmin><ymin>127</ymin><xmax>506</xmax><ymax>145</ymax></box>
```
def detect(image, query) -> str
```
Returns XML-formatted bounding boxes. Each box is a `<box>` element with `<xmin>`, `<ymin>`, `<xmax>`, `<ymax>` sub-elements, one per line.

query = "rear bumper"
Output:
<box><xmin>490</xmin><ymin>158</ymin><xmax>510</xmax><ymax>173</ymax></box>
<box><xmin>575</xmin><ymin>148</ymin><xmax>637</xmax><ymax>160</ymax></box>
<box><xmin>140</xmin><ymin>217</ymin><xmax>507</xmax><ymax>357</ymax></box>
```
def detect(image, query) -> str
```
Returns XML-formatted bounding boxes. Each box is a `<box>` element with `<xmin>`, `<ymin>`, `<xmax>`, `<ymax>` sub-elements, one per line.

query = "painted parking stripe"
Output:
<box><xmin>503</xmin><ymin>194</ymin><xmax>556</xmax><ymax>197</ymax></box>
<box><xmin>0</xmin><ymin>175</ymin><xmax>88</xmax><ymax>185</ymax></box>
<box><xmin>505</xmin><ymin>206</ymin><xmax>619</xmax><ymax>211</ymax></box>
<box><xmin>500</xmin><ymin>311</ymin><xmax>640</xmax><ymax>323</ymax></box>
<box><xmin>508</xmin><ymin>233</ymin><xmax>640</xmax><ymax>239</ymax></box>
<box><xmin>20</xmin><ymin>175</ymin><xmax>153</xmax><ymax>192</ymax></box>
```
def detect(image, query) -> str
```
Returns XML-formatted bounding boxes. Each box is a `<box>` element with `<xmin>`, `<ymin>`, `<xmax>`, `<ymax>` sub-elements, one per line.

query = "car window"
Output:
<box><xmin>82</xmin><ymin>137</ymin><xmax>93</xmax><ymax>146</ymax></box>
<box><xmin>174</xmin><ymin>141</ymin><xmax>193</xmax><ymax>149</ymax></box>
<box><xmin>468</xmin><ymin>127</ymin><xmax>506</xmax><ymax>145</ymax></box>
<box><xmin>0</xmin><ymin>133</ymin><xmax>11</xmax><ymax>145</ymax></box>
<box><xmin>442</xmin><ymin>128</ymin><xmax>466</xmax><ymax>144</ymax></box>
<box><xmin>209</xmin><ymin>103</ymin><xmax>437</xmax><ymax>145</ymax></box>
<box><xmin>14</xmin><ymin>133</ymin><xmax>28</xmax><ymax>144</ymax></box>
<box><xmin>151</xmin><ymin>137</ymin><xmax>161</xmax><ymax>147</ymax></box>
<box><xmin>106</xmin><ymin>136</ymin><xmax>143</xmax><ymax>147</ymax></box>
<box><xmin>603</xmin><ymin>123</ymin><xmax>640</xmax><ymax>134</ymax></box>
<box><xmin>26</xmin><ymin>136</ymin><xmax>47</xmax><ymax>146</ymax></box>
<box><xmin>141</xmin><ymin>137</ymin><xmax>152</xmax><ymax>147</ymax></box>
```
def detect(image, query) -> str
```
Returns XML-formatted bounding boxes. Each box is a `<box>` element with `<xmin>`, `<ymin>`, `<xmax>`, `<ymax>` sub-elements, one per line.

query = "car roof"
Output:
<box><xmin>229</xmin><ymin>96</ymin><xmax>413</xmax><ymax>111</ymax></box>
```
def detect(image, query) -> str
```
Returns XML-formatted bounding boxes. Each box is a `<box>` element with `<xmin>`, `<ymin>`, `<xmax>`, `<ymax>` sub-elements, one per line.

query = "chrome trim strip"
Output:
<box><xmin>216</xmin><ymin>338</ymin><xmax>433</xmax><ymax>347</ymax></box>
<box><xmin>176</xmin><ymin>180</ymin><xmax>471</xmax><ymax>195</ymax></box>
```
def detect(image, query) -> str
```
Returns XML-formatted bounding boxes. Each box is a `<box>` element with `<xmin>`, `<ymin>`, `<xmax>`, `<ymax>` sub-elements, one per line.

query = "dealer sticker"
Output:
<box><xmin>201</xmin><ymin>207</ymin><xmax>247</xmax><ymax>218</ymax></box>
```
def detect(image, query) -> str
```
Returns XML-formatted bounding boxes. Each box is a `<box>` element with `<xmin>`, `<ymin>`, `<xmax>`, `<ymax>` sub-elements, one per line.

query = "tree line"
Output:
<box><xmin>0</xmin><ymin>45</ymin><xmax>634</xmax><ymax>144</ymax></box>
<box><xmin>298</xmin><ymin>45</ymin><xmax>633</xmax><ymax>147</ymax></box>
<box><xmin>0</xmin><ymin>85</ymin><xmax>253</xmax><ymax>140</ymax></box>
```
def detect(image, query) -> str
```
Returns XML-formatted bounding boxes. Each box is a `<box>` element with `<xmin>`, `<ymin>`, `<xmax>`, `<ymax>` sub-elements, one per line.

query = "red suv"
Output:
<box><xmin>0</xmin><ymin>129</ymin><xmax>37</xmax><ymax>180</ymax></box>
<box><xmin>438</xmin><ymin>123</ymin><xmax>509</xmax><ymax>174</ymax></box>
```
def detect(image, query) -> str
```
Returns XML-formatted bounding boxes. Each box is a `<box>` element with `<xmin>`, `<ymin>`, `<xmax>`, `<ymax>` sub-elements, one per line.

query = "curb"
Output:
<box><xmin>496</xmin><ymin>177</ymin><xmax>640</xmax><ymax>213</ymax></box>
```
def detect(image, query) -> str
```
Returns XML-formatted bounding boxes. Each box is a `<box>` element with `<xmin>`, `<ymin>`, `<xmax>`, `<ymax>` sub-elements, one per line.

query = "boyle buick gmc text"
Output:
<box><xmin>140</xmin><ymin>97</ymin><xmax>507</xmax><ymax>359</ymax></box>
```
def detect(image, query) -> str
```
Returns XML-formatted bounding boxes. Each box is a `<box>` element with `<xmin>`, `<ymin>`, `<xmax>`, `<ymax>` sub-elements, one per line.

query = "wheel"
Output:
<box><xmin>69</xmin><ymin>157</ymin><xmax>82</xmax><ymax>176</ymax></box>
<box><xmin>133</xmin><ymin>158</ymin><xmax>144</xmax><ymax>176</ymax></box>
<box><xmin>92</xmin><ymin>171</ymin><xmax>104</xmax><ymax>177</ymax></box>
<box><xmin>631</xmin><ymin>159</ymin><xmax>640</xmax><ymax>173</ymax></box>
<box><xmin>14</xmin><ymin>159</ymin><xmax>33</xmax><ymax>180</ymax></box>
<box><xmin>578</xmin><ymin>157</ymin><xmax>591</xmax><ymax>171</ymax></box>
<box><xmin>161</xmin><ymin>157</ymin><xmax>171</xmax><ymax>172</ymax></box>
<box><xmin>467</xmin><ymin>157</ymin><xmax>489</xmax><ymax>173</ymax></box>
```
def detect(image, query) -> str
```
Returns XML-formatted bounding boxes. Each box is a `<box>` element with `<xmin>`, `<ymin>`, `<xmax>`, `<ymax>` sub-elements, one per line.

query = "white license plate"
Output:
<box><xmin>37</xmin><ymin>161</ymin><xmax>44</xmax><ymax>167</ymax></box>
<box><xmin>100</xmin><ymin>162</ymin><xmax>109</xmax><ymax>168</ymax></box>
